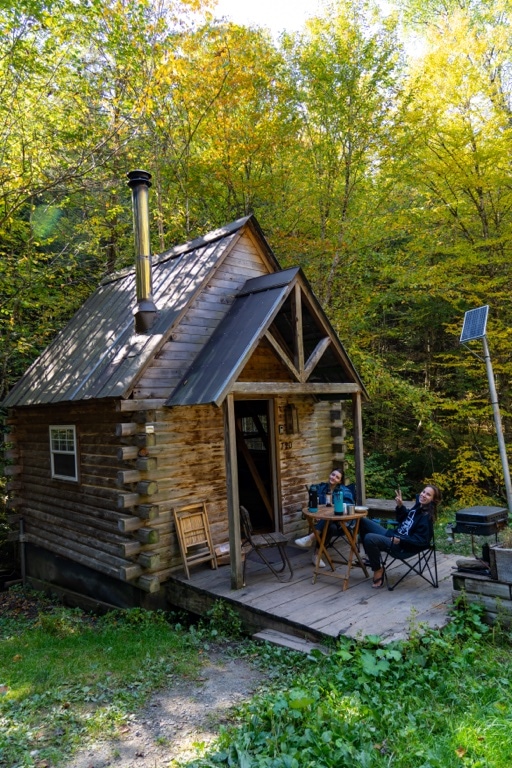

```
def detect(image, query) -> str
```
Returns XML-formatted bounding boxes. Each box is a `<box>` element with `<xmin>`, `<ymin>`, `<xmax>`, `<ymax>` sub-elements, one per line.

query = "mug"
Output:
<box><xmin>346</xmin><ymin>504</ymin><xmax>355</xmax><ymax>516</ymax></box>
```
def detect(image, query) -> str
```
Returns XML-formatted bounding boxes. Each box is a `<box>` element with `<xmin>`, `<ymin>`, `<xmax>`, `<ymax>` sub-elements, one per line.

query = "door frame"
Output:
<box><xmin>224</xmin><ymin>395</ymin><xmax>281</xmax><ymax>589</ymax></box>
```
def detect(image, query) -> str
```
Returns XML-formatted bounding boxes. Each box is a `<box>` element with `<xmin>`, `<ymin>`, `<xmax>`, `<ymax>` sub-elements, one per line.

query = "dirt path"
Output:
<box><xmin>63</xmin><ymin>649</ymin><xmax>266</xmax><ymax>768</ymax></box>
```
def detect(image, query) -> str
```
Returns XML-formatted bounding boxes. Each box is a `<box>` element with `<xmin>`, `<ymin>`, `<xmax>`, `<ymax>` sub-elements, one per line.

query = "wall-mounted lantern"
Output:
<box><xmin>284</xmin><ymin>403</ymin><xmax>299</xmax><ymax>435</ymax></box>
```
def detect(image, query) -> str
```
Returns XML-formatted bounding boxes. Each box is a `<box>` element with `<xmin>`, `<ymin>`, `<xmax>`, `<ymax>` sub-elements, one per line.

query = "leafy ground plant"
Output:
<box><xmin>185</xmin><ymin>601</ymin><xmax>512</xmax><ymax>768</ymax></box>
<box><xmin>0</xmin><ymin>590</ymin><xmax>201</xmax><ymax>767</ymax></box>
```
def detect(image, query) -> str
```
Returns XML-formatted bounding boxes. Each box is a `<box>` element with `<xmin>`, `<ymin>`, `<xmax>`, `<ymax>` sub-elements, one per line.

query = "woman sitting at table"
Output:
<box><xmin>295</xmin><ymin>468</ymin><xmax>355</xmax><ymax>568</ymax></box>
<box><xmin>359</xmin><ymin>484</ymin><xmax>442</xmax><ymax>589</ymax></box>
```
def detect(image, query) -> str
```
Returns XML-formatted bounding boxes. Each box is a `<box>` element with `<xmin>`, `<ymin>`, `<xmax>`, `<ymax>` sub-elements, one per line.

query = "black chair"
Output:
<box><xmin>240</xmin><ymin>506</ymin><xmax>293</xmax><ymax>585</ymax></box>
<box><xmin>382</xmin><ymin>529</ymin><xmax>438</xmax><ymax>591</ymax></box>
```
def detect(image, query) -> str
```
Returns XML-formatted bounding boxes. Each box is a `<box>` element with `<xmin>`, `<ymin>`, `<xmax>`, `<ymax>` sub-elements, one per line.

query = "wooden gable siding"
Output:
<box><xmin>237</xmin><ymin>337</ymin><xmax>293</xmax><ymax>382</ymax></box>
<box><xmin>133</xmin><ymin>233</ymin><xmax>270</xmax><ymax>400</ymax></box>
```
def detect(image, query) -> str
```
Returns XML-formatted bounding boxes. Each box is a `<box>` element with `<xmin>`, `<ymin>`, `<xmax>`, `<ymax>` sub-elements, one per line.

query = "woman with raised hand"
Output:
<box><xmin>359</xmin><ymin>484</ymin><xmax>442</xmax><ymax>589</ymax></box>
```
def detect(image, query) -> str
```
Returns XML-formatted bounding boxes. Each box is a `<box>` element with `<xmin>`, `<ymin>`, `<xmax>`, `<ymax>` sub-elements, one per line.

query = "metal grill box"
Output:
<box><xmin>454</xmin><ymin>506</ymin><xmax>508</xmax><ymax>536</ymax></box>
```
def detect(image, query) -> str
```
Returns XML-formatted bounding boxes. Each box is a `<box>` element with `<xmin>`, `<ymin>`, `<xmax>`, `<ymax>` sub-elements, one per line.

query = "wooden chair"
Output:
<box><xmin>240</xmin><ymin>506</ymin><xmax>293</xmax><ymax>585</ymax></box>
<box><xmin>173</xmin><ymin>502</ymin><xmax>217</xmax><ymax>579</ymax></box>
<box><xmin>382</xmin><ymin>530</ymin><xmax>438</xmax><ymax>591</ymax></box>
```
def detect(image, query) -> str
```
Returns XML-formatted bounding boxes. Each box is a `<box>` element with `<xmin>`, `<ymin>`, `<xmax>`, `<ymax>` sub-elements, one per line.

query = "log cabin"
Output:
<box><xmin>2</xmin><ymin>170</ymin><xmax>369</xmax><ymax>608</ymax></box>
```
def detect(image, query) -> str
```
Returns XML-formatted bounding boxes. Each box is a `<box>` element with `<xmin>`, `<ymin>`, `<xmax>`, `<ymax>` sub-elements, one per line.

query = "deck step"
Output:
<box><xmin>252</xmin><ymin>628</ymin><xmax>330</xmax><ymax>655</ymax></box>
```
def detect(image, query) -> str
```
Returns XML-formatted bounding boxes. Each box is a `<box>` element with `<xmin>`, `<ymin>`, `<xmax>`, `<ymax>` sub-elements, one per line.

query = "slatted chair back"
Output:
<box><xmin>173</xmin><ymin>502</ymin><xmax>217</xmax><ymax>579</ymax></box>
<box><xmin>239</xmin><ymin>506</ymin><xmax>293</xmax><ymax>585</ymax></box>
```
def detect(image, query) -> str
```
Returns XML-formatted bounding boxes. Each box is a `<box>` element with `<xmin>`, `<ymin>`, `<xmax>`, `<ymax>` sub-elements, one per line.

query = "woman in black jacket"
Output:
<box><xmin>359</xmin><ymin>484</ymin><xmax>442</xmax><ymax>588</ymax></box>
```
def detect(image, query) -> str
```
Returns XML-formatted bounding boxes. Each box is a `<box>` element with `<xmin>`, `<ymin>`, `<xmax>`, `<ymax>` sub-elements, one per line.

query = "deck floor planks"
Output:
<box><xmin>169</xmin><ymin>544</ymin><xmax>459</xmax><ymax>642</ymax></box>
<box><xmin>309</xmin><ymin>555</ymin><xmax>455</xmax><ymax>639</ymax></box>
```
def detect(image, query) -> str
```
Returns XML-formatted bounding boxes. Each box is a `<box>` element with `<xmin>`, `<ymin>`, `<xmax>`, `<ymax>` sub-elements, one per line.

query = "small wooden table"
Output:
<box><xmin>304</xmin><ymin>507</ymin><xmax>369</xmax><ymax>590</ymax></box>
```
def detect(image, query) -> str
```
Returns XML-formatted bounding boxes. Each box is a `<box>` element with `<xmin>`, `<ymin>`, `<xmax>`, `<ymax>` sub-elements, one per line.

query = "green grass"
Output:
<box><xmin>0</xmin><ymin>593</ymin><xmax>201</xmax><ymax>767</ymax></box>
<box><xmin>2</xmin><ymin>582</ymin><xmax>512</xmax><ymax>768</ymax></box>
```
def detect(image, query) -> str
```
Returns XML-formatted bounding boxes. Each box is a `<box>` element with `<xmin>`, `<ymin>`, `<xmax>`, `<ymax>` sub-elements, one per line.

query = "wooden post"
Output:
<box><xmin>292</xmin><ymin>283</ymin><xmax>304</xmax><ymax>375</ymax></box>
<box><xmin>224</xmin><ymin>393</ymin><xmax>243</xmax><ymax>589</ymax></box>
<box><xmin>352</xmin><ymin>392</ymin><xmax>365</xmax><ymax>504</ymax></box>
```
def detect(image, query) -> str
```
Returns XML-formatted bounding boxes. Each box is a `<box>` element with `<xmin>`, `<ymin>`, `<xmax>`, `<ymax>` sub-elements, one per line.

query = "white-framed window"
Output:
<box><xmin>49</xmin><ymin>425</ymin><xmax>78</xmax><ymax>481</ymax></box>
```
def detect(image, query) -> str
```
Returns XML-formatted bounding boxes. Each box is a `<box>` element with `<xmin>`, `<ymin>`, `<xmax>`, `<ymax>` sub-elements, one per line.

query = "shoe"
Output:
<box><xmin>372</xmin><ymin>568</ymin><xmax>385</xmax><ymax>589</ymax></box>
<box><xmin>312</xmin><ymin>552</ymin><xmax>326</xmax><ymax>568</ymax></box>
<box><xmin>295</xmin><ymin>533</ymin><xmax>314</xmax><ymax>548</ymax></box>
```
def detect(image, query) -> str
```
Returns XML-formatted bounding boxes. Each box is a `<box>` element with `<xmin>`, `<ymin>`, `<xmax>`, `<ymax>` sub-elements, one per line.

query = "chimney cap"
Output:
<box><xmin>127</xmin><ymin>169</ymin><xmax>152</xmax><ymax>188</ymax></box>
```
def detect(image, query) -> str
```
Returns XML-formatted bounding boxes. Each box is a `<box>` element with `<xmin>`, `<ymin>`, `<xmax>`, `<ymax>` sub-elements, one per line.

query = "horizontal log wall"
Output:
<box><xmin>116</xmin><ymin>403</ymin><xmax>230</xmax><ymax>579</ymax></box>
<box><xmin>5</xmin><ymin>401</ymin><xmax>161</xmax><ymax>584</ymax></box>
<box><xmin>276</xmin><ymin>398</ymin><xmax>345</xmax><ymax>539</ymax></box>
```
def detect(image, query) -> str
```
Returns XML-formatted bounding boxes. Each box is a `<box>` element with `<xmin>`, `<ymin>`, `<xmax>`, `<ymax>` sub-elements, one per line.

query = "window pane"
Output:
<box><xmin>53</xmin><ymin>453</ymin><xmax>76</xmax><ymax>478</ymax></box>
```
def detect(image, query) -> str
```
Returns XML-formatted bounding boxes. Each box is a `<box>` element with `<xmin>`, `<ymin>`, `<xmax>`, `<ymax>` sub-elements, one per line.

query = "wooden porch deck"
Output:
<box><xmin>166</xmin><ymin>542</ymin><xmax>458</xmax><ymax>644</ymax></box>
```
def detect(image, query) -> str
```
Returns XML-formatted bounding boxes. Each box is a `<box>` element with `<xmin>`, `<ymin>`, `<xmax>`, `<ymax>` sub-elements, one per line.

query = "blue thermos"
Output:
<box><xmin>333</xmin><ymin>490</ymin><xmax>344</xmax><ymax>514</ymax></box>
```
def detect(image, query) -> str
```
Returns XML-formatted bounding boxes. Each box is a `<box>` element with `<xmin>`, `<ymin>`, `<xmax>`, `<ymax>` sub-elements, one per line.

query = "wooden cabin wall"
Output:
<box><xmin>6</xmin><ymin>398</ymin><xmax>233</xmax><ymax>597</ymax></box>
<box><xmin>276</xmin><ymin>398</ymin><xmax>346</xmax><ymax>539</ymax></box>
<box><xmin>6</xmin><ymin>401</ymin><xmax>146</xmax><ymax>585</ymax></box>
<box><xmin>119</xmin><ymin>402</ymin><xmax>230</xmax><ymax>586</ymax></box>
<box><xmin>134</xmin><ymin>233</ymin><xmax>270</xmax><ymax>399</ymax></box>
<box><xmin>6</xmin><ymin>395</ymin><xmax>347</xmax><ymax>600</ymax></box>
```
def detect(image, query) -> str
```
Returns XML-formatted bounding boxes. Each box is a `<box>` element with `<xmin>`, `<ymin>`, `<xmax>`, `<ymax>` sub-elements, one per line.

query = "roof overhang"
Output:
<box><xmin>167</xmin><ymin>267</ymin><xmax>368</xmax><ymax>407</ymax></box>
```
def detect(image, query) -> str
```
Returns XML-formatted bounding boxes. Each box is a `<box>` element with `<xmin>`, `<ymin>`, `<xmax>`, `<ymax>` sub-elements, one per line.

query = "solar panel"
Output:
<box><xmin>460</xmin><ymin>305</ymin><xmax>489</xmax><ymax>343</ymax></box>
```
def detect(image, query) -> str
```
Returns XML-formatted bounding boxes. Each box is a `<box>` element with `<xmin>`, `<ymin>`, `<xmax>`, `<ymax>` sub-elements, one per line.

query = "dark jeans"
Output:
<box><xmin>359</xmin><ymin>517</ymin><xmax>404</xmax><ymax>571</ymax></box>
<box><xmin>314</xmin><ymin>519</ymin><xmax>350</xmax><ymax>547</ymax></box>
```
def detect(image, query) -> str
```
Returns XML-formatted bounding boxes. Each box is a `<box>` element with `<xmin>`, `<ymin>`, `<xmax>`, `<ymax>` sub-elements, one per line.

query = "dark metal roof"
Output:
<box><xmin>3</xmin><ymin>216</ymin><xmax>276</xmax><ymax>408</ymax></box>
<box><xmin>167</xmin><ymin>269</ymin><xmax>300</xmax><ymax>407</ymax></box>
<box><xmin>167</xmin><ymin>267</ymin><xmax>367</xmax><ymax>407</ymax></box>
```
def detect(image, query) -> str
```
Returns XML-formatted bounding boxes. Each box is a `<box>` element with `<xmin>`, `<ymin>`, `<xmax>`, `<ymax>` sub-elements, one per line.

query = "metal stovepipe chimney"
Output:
<box><xmin>127</xmin><ymin>169</ymin><xmax>157</xmax><ymax>333</ymax></box>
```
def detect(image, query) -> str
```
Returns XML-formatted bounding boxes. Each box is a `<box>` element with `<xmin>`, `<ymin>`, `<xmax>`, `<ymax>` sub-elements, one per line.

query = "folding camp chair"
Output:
<box><xmin>382</xmin><ymin>529</ymin><xmax>438</xmax><ymax>591</ymax></box>
<box><xmin>240</xmin><ymin>506</ymin><xmax>293</xmax><ymax>585</ymax></box>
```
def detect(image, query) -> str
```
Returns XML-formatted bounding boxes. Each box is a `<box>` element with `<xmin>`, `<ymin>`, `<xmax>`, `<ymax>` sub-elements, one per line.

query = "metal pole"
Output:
<box><xmin>482</xmin><ymin>336</ymin><xmax>512</xmax><ymax>513</ymax></box>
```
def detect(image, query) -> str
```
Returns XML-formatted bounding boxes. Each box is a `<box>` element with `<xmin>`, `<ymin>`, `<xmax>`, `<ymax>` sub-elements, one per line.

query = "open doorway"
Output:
<box><xmin>234</xmin><ymin>400</ymin><xmax>276</xmax><ymax>533</ymax></box>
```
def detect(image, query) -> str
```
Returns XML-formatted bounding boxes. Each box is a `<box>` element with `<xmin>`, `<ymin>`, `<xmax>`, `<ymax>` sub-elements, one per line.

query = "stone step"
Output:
<box><xmin>252</xmin><ymin>628</ymin><xmax>330</xmax><ymax>655</ymax></box>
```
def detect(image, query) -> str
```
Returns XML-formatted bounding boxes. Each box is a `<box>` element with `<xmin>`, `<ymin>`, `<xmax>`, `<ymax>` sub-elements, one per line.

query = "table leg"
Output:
<box><xmin>310</xmin><ymin>522</ymin><xmax>332</xmax><ymax>584</ymax></box>
<box><xmin>340</xmin><ymin>518</ymin><xmax>369</xmax><ymax>589</ymax></box>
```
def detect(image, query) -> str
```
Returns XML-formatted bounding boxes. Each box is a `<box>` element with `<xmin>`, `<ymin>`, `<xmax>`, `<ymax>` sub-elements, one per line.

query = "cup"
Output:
<box><xmin>346</xmin><ymin>504</ymin><xmax>355</xmax><ymax>516</ymax></box>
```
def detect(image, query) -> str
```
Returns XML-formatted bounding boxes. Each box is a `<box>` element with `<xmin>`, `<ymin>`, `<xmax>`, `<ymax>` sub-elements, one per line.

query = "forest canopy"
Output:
<box><xmin>1</xmin><ymin>0</ymin><xmax>511</xmax><ymax>505</ymax></box>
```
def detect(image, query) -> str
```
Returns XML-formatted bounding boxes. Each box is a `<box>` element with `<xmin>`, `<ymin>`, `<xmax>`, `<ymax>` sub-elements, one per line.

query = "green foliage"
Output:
<box><xmin>197</xmin><ymin>599</ymin><xmax>245</xmax><ymax>640</ymax></box>
<box><xmin>2</xmin><ymin>0</ymin><xmax>512</xmax><ymax>502</ymax></box>
<box><xmin>188</xmin><ymin>606</ymin><xmax>512</xmax><ymax>768</ymax></box>
<box><xmin>2</xmin><ymin>591</ymin><xmax>512</xmax><ymax>768</ymax></box>
<box><xmin>37</xmin><ymin>606</ymin><xmax>87</xmax><ymax>637</ymax></box>
<box><xmin>363</xmin><ymin>452</ymin><xmax>412</xmax><ymax>498</ymax></box>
